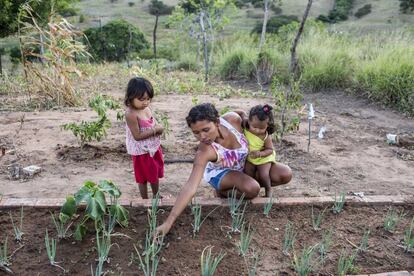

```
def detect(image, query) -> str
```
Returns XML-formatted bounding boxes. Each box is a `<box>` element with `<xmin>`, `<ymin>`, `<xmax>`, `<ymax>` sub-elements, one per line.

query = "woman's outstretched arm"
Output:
<box><xmin>155</xmin><ymin>145</ymin><xmax>214</xmax><ymax>236</ymax></box>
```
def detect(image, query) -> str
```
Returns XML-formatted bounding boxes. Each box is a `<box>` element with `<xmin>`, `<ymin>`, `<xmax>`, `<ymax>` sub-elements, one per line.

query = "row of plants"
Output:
<box><xmin>1</xmin><ymin>185</ymin><xmax>413</xmax><ymax>275</ymax></box>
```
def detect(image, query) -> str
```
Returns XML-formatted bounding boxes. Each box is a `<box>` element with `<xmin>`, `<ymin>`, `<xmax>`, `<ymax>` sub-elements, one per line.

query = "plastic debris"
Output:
<box><xmin>386</xmin><ymin>134</ymin><xmax>397</xmax><ymax>144</ymax></box>
<box><xmin>318</xmin><ymin>126</ymin><xmax>327</xmax><ymax>139</ymax></box>
<box><xmin>23</xmin><ymin>165</ymin><xmax>42</xmax><ymax>177</ymax></box>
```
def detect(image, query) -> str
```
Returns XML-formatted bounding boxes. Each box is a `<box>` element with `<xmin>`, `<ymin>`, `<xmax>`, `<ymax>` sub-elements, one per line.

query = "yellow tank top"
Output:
<box><xmin>243</xmin><ymin>129</ymin><xmax>276</xmax><ymax>165</ymax></box>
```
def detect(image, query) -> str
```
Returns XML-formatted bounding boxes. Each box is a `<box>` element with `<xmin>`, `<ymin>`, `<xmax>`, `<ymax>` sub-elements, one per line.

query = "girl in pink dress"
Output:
<box><xmin>125</xmin><ymin>77</ymin><xmax>164</xmax><ymax>199</ymax></box>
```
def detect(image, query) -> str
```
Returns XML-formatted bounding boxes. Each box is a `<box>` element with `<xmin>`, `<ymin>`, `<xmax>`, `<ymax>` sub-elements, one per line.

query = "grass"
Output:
<box><xmin>311</xmin><ymin>206</ymin><xmax>327</xmax><ymax>231</ymax></box>
<box><xmin>358</xmin><ymin>229</ymin><xmax>370</xmax><ymax>253</ymax></box>
<box><xmin>319</xmin><ymin>229</ymin><xmax>333</xmax><ymax>263</ymax></box>
<box><xmin>337</xmin><ymin>250</ymin><xmax>358</xmax><ymax>276</ymax></box>
<box><xmin>383</xmin><ymin>207</ymin><xmax>405</xmax><ymax>232</ymax></box>
<box><xmin>403</xmin><ymin>217</ymin><xmax>414</xmax><ymax>252</ymax></box>
<box><xmin>292</xmin><ymin>244</ymin><xmax>318</xmax><ymax>276</ymax></box>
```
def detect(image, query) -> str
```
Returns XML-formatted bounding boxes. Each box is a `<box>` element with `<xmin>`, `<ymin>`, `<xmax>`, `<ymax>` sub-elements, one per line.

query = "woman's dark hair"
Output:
<box><xmin>124</xmin><ymin>77</ymin><xmax>154</xmax><ymax>106</ymax></box>
<box><xmin>186</xmin><ymin>103</ymin><xmax>220</xmax><ymax>127</ymax></box>
<box><xmin>248</xmin><ymin>104</ymin><xmax>276</xmax><ymax>134</ymax></box>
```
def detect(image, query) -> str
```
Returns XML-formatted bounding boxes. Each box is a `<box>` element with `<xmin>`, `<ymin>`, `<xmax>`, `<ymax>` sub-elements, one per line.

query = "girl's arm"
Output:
<box><xmin>125</xmin><ymin>111</ymin><xmax>157</xmax><ymax>141</ymax></box>
<box><xmin>155</xmin><ymin>145</ymin><xmax>215</xmax><ymax>236</ymax></box>
<box><xmin>258</xmin><ymin>135</ymin><xmax>274</xmax><ymax>158</ymax></box>
<box><xmin>222</xmin><ymin>111</ymin><xmax>243</xmax><ymax>132</ymax></box>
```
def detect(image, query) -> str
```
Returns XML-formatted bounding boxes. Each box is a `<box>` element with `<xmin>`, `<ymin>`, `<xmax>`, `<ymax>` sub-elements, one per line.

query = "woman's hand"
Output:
<box><xmin>249</xmin><ymin>151</ymin><xmax>261</xmax><ymax>159</ymax></box>
<box><xmin>155</xmin><ymin>222</ymin><xmax>172</xmax><ymax>237</ymax></box>
<box><xmin>155</xmin><ymin>125</ymin><xmax>164</xmax><ymax>135</ymax></box>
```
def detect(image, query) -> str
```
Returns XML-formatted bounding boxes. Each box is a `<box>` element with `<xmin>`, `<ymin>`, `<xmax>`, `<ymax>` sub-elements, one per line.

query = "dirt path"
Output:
<box><xmin>1</xmin><ymin>91</ymin><xmax>413</xmax><ymax>200</ymax></box>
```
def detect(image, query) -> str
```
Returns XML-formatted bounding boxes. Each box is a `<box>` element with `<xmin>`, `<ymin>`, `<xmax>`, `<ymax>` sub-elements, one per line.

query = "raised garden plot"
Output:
<box><xmin>1</xmin><ymin>199</ymin><xmax>413</xmax><ymax>275</ymax></box>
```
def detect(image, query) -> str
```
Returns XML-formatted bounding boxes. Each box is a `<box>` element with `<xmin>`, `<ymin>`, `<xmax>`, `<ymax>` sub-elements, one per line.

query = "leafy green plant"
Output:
<box><xmin>292</xmin><ymin>244</ymin><xmax>318</xmax><ymax>275</ymax></box>
<box><xmin>383</xmin><ymin>207</ymin><xmax>405</xmax><ymax>232</ymax></box>
<box><xmin>332</xmin><ymin>192</ymin><xmax>346</xmax><ymax>214</ymax></box>
<box><xmin>155</xmin><ymin>111</ymin><xmax>171</xmax><ymax>138</ymax></box>
<box><xmin>200</xmin><ymin>246</ymin><xmax>226</xmax><ymax>276</ymax></box>
<box><xmin>311</xmin><ymin>206</ymin><xmax>327</xmax><ymax>231</ymax></box>
<box><xmin>283</xmin><ymin>220</ymin><xmax>296</xmax><ymax>256</ymax></box>
<box><xmin>60</xmin><ymin>180</ymin><xmax>129</xmax><ymax>241</ymax></box>
<box><xmin>238</xmin><ymin>223</ymin><xmax>254</xmax><ymax>257</ymax></box>
<box><xmin>263</xmin><ymin>192</ymin><xmax>274</xmax><ymax>217</ymax></box>
<box><xmin>45</xmin><ymin>229</ymin><xmax>65</xmax><ymax>272</ymax></box>
<box><xmin>9</xmin><ymin>206</ymin><xmax>24</xmax><ymax>242</ymax></box>
<box><xmin>62</xmin><ymin>95</ymin><xmax>120</xmax><ymax>148</ymax></box>
<box><xmin>403</xmin><ymin>217</ymin><xmax>414</xmax><ymax>252</ymax></box>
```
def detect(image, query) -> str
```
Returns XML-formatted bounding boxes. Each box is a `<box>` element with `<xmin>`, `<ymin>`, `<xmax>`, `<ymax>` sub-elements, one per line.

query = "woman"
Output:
<box><xmin>156</xmin><ymin>103</ymin><xmax>292</xmax><ymax>236</ymax></box>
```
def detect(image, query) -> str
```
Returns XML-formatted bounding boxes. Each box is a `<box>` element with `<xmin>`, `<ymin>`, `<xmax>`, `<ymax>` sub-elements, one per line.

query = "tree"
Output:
<box><xmin>148</xmin><ymin>0</ymin><xmax>173</xmax><ymax>60</ymax></box>
<box><xmin>399</xmin><ymin>0</ymin><xmax>414</xmax><ymax>13</ymax></box>
<box><xmin>84</xmin><ymin>19</ymin><xmax>149</xmax><ymax>62</ymax></box>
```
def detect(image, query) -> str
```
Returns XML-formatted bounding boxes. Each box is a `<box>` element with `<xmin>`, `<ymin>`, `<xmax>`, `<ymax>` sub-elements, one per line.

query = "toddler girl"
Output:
<box><xmin>125</xmin><ymin>77</ymin><xmax>164</xmax><ymax>199</ymax></box>
<box><xmin>243</xmin><ymin>104</ymin><xmax>276</xmax><ymax>197</ymax></box>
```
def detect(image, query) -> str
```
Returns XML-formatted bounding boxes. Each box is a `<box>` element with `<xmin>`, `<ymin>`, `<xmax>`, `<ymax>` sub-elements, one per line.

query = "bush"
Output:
<box><xmin>252</xmin><ymin>15</ymin><xmax>299</xmax><ymax>34</ymax></box>
<box><xmin>128</xmin><ymin>1</ymin><xmax>135</xmax><ymax>6</ymax></box>
<box><xmin>270</xmin><ymin>4</ymin><xmax>282</xmax><ymax>15</ymax></box>
<box><xmin>317</xmin><ymin>0</ymin><xmax>354</xmax><ymax>23</ymax></box>
<box><xmin>354</xmin><ymin>4</ymin><xmax>371</xmax><ymax>18</ymax></box>
<box><xmin>9</xmin><ymin>46</ymin><xmax>21</xmax><ymax>64</ymax></box>
<box><xmin>84</xmin><ymin>19</ymin><xmax>149</xmax><ymax>62</ymax></box>
<box><xmin>79</xmin><ymin>14</ymin><xmax>85</xmax><ymax>23</ymax></box>
<box><xmin>218</xmin><ymin>50</ymin><xmax>256</xmax><ymax>80</ymax></box>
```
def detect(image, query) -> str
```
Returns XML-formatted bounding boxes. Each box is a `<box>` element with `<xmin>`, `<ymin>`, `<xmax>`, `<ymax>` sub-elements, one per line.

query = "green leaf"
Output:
<box><xmin>74</xmin><ymin>184</ymin><xmax>94</xmax><ymax>204</ymax></box>
<box><xmin>98</xmin><ymin>180</ymin><xmax>121</xmax><ymax>198</ymax></box>
<box><xmin>74</xmin><ymin>223</ymin><xmax>87</xmax><ymax>241</ymax></box>
<box><xmin>59</xmin><ymin>213</ymin><xmax>71</xmax><ymax>224</ymax></box>
<box><xmin>61</xmin><ymin>195</ymin><xmax>77</xmax><ymax>218</ymax></box>
<box><xmin>86</xmin><ymin>190</ymin><xmax>106</xmax><ymax>220</ymax></box>
<box><xmin>109</xmin><ymin>204</ymin><xmax>129</xmax><ymax>227</ymax></box>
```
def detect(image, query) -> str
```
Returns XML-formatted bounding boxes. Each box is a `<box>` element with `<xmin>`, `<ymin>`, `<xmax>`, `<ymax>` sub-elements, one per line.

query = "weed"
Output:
<box><xmin>200</xmin><ymin>246</ymin><xmax>226</xmax><ymax>276</ymax></box>
<box><xmin>263</xmin><ymin>192</ymin><xmax>274</xmax><ymax>217</ymax></box>
<box><xmin>403</xmin><ymin>217</ymin><xmax>414</xmax><ymax>252</ymax></box>
<box><xmin>292</xmin><ymin>244</ymin><xmax>318</xmax><ymax>275</ymax></box>
<box><xmin>383</xmin><ymin>207</ymin><xmax>405</xmax><ymax>232</ymax></box>
<box><xmin>283</xmin><ymin>220</ymin><xmax>296</xmax><ymax>256</ymax></box>
<box><xmin>332</xmin><ymin>192</ymin><xmax>346</xmax><ymax>214</ymax></box>
<box><xmin>311</xmin><ymin>206</ymin><xmax>327</xmax><ymax>231</ymax></box>
<box><xmin>238</xmin><ymin>223</ymin><xmax>254</xmax><ymax>257</ymax></box>
<box><xmin>9</xmin><ymin>206</ymin><xmax>24</xmax><ymax>242</ymax></box>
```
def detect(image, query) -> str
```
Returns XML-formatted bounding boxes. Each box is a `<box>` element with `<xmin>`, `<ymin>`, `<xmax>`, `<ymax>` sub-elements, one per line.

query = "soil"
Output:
<box><xmin>1</xmin><ymin>90</ymin><xmax>414</xmax><ymax>199</ymax></box>
<box><xmin>1</xmin><ymin>204</ymin><xmax>413</xmax><ymax>275</ymax></box>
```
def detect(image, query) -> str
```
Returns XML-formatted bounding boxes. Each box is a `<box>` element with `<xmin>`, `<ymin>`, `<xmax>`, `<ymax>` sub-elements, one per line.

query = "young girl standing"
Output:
<box><xmin>125</xmin><ymin>77</ymin><xmax>164</xmax><ymax>199</ymax></box>
<box><xmin>243</xmin><ymin>104</ymin><xmax>276</xmax><ymax>197</ymax></box>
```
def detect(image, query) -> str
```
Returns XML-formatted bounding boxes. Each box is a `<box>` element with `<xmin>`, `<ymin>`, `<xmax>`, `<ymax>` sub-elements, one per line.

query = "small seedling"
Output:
<box><xmin>200</xmin><ymin>246</ymin><xmax>226</xmax><ymax>276</ymax></box>
<box><xmin>311</xmin><ymin>206</ymin><xmax>327</xmax><ymax>231</ymax></box>
<box><xmin>283</xmin><ymin>220</ymin><xmax>296</xmax><ymax>256</ymax></box>
<box><xmin>358</xmin><ymin>229</ymin><xmax>370</xmax><ymax>253</ymax></box>
<box><xmin>228</xmin><ymin>188</ymin><xmax>246</xmax><ymax>216</ymax></box>
<box><xmin>319</xmin><ymin>229</ymin><xmax>333</xmax><ymax>262</ymax></box>
<box><xmin>403</xmin><ymin>217</ymin><xmax>414</xmax><ymax>252</ymax></box>
<box><xmin>51</xmin><ymin>212</ymin><xmax>73</xmax><ymax>239</ymax></box>
<box><xmin>332</xmin><ymin>192</ymin><xmax>346</xmax><ymax>214</ymax></box>
<box><xmin>134</xmin><ymin>232</ymin><xmax>164</xmax><ymax>276</ymax></box>
<box><xmin>337</xmin><ymin>250</ymin><xmax>357</xmax><ymax>276</ymax></box>
<box><xmin>191</xmin><ymin>203</ymin><xmax>220</xmax><ymax>237</ymax></box>
<box><xmin>231</xmin><ymin>203</ymin><xmax>247</xmax><ymax>234</ymax></box>
<box><xmin>247</xmin><ymin>250</ymin><xmax>260</xmax><ymax>276</ymax></box>
<box><xmin>0</xmin><ymin>237</ymin><xmax>11</xmax><ymax>268</ymax></box>
<box><xmin>383</xmin><ymin>207</ymin><xmax>405</xmax><ymax>232</ymax></box>
<box><xmin>263</xmin><ymin>192</ymin><xmax>274</xmax><ymax>217</ymax></box>
<box><xmin>147</xmin><ymin>193</ymin><xmax>161</xmax><ymax>237</ymax></box>
<box><xmin>238</xmin><ymin>223</ymin><xmax>254</xmax><ymax>257</ymax></box>
<box><xmin>96</xmin><ymin>230</ymin><xmax>117</xmax><ymax>264</ymax></box>
<box><xmin>44</xmin><ymin>229</ymin><xmax>65</xmax><ymax>272</ymax></box>
<box><xmin>9</xmin><ymin>206</ymin><xmax>24</xmax><ymax>242</ymax></box>
<box><xmin>292</xmin><ymin>244</ymin><xmax>318</xmax><ymax>275</ymax></box>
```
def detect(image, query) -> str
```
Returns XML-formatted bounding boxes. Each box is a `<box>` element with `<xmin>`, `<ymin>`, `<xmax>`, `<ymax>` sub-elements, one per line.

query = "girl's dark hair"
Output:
<box><xmin>124</xmin><ymin>77</ymin><xmax>154</xmax><ymax>106</ymax></box>
<box><xmin>249</xmin><ymin>104</ymin><xmax>276</xmax><ymax>134</ymax></box>
<box><xmin>186</xmin><ymin>103</ymin><xmax>220</xmax><ymax>127</ymax></box>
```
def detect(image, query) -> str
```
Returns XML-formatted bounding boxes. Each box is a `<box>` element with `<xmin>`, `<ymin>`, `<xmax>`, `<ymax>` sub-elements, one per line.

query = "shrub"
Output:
<box><xmin>354</xmin><ymin>4</ymin><xmax>371</xmax><ymax>18</ymax></box>
<box><xmin>84</xmin><ymin>19</ymin><xmax>149</xmax><ymax>62</ymax></box>
<box><xmin>9</xmin><ymin>46</ymin><xmax>21</xmax><ymax>64</ymax></box>
<box><xmin>128</xmin><ymin>1</ymin><xmax>135</xmax><ymax>6</ymax></box>
<box><xmin>218</xmin><ymin>50</ymin><xmax>255</xmax><ymax>80</ymax></box>
<box><xmin>79</xmin><ymin>14</ymin><xmax>85</xmax><ymax>23</ymax></box>
<box><xmin>252</xmin><ymin>15</ymin><xmax>299</xmax><ymax>34</ymax></box>
<box><xmin>270</xmin><ymin>4</ymin><xmax>282</xmax><ymax>15</ymax></box>
<box><xmin>317</xmin><ymin>0</ymin><xmax>354</xmax><ymax>23</ymax></box>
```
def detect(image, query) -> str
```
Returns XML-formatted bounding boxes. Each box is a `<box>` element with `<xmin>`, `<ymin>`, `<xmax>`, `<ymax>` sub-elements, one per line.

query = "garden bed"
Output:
<box><xmin>1</xmin><ymin>201</ymin><xmax>413</xmax><ymax>275</ymax></box>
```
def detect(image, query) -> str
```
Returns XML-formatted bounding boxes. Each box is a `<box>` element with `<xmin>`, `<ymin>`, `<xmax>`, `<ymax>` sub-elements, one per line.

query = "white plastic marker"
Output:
<box><xmin>307</xmin><ymin>103</ymin><xmax>314</xmax><ymax>152</ymax></box>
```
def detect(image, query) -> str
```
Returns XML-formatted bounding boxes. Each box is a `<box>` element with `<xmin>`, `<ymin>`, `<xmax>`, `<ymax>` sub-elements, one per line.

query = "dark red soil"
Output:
<box><xmin>1</xmin><ymin>204</ymin><xmax>413</xmax><ymax>275</ymax></box>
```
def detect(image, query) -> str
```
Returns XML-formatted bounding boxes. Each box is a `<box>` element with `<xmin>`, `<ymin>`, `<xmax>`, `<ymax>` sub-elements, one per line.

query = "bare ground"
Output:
<box><xmin>1</xmin><ymin>89</ymin><xmax>413</xmax><ymax>200</ymax></box>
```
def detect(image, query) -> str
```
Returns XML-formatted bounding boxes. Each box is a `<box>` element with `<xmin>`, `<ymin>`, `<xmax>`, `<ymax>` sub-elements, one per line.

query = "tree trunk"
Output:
<box><xmin>153</xmin><ymin>15</ymin><xmax>159</xmax><ymax>60</ymax></box>
<box><xmin>290</xmin><ymin>0</ymin><xmax>313</xmax><ymax>79</ymax></box>
<box><xmin>199</xmin><ymin>11</ymin><xmax>209</xmax><ymax>82</ymax></box>
<box><xmin>259</xmin><ymin>0</ymin><xmax>269</xmax><ymax>51</ymax></box>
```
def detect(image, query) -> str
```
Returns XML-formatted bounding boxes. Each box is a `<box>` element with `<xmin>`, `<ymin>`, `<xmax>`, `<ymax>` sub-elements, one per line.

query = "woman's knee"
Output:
<box><xmin>279</xmin><ymin>165</ymin><xmax>292</xmax><ymax>184</ymax></box>
<box><xmin>241</xmin><ymin>180</ymin><xmax>260</xmax><ymax>198</ymax></box>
